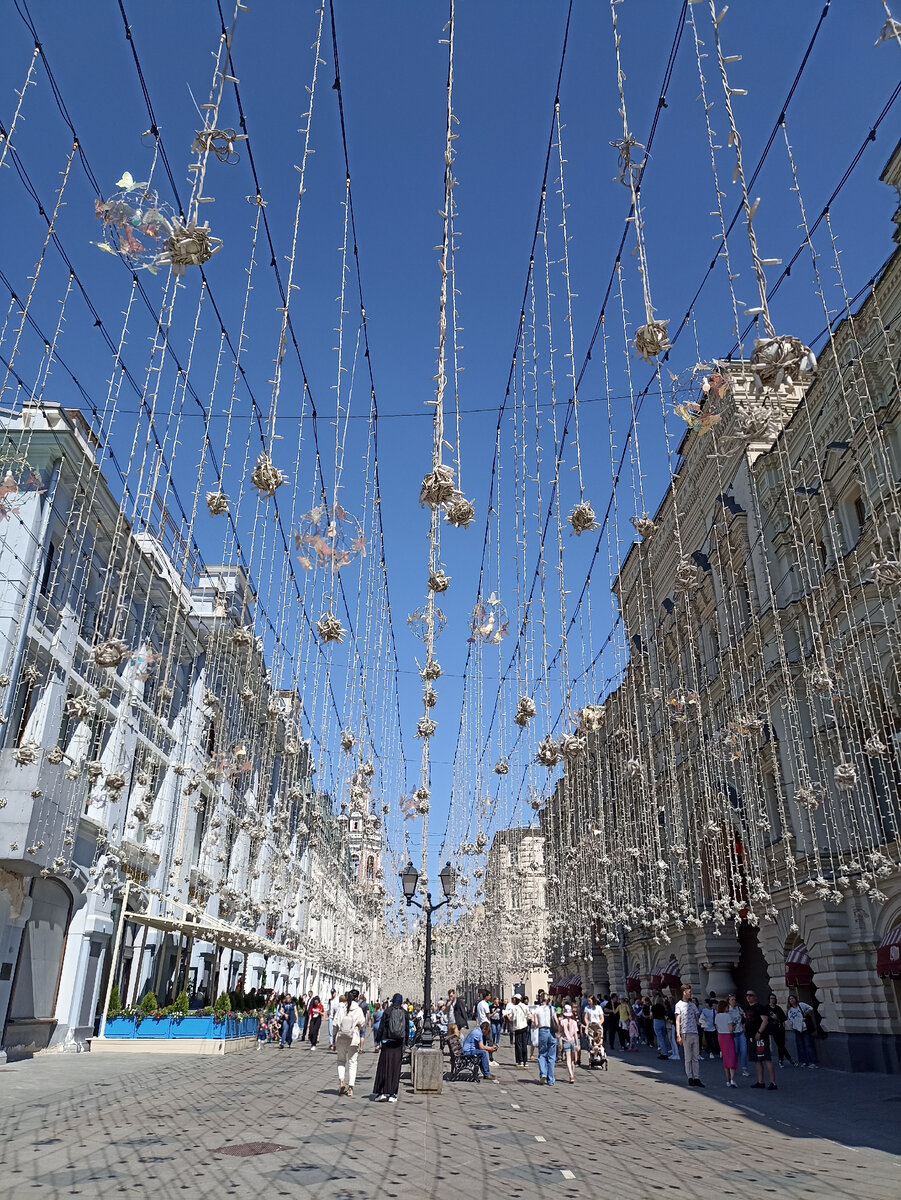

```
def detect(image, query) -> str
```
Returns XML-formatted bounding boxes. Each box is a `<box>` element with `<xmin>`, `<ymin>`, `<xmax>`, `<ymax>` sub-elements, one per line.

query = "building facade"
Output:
<box><xmin>542</xmin><ymin>143</ymin><xmax>901</xmax><ymax>1071</ymax></box>
<box><xmin>0</xmin><ymin>404</ymin><xmax>372</xmax><ymax>1059</ymax></box>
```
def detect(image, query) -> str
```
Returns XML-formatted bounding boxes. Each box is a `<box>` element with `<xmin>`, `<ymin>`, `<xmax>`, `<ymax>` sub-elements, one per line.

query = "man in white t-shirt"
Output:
<box><xmin>327</xmin><ymin>990</ymin><xmax>341</xmax><ymax>1050</ymax></box>
<box><xmin>530</xmin><ymin>989</ymin><xmax>557</xmax><ymax>1086</ymax></box>
<box><xmin>476</xmin><ymin>989</ymin><xmax>492</xmax><ymax>1027</ymax></box>
<box><xmin>674</xmin><ymin>984</ymin><xmax>703</xmax><ymax>1087</ymax></box>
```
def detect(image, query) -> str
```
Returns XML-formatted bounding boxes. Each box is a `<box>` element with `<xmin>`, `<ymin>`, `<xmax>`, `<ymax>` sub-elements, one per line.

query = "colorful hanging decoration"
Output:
<box><xmin>94</xmin><ymin>174</ymin><xmax>174</xmax><ymax>272</ymax></box>
<box><xmin>294</xmin><ymin>504</ymin><xmax>365</xmax><ymax>571</ymax></box>
<box><xmin>468</xmin><ymin>594</ymin><xmax>509</xmax><ymax>645</ymax></box>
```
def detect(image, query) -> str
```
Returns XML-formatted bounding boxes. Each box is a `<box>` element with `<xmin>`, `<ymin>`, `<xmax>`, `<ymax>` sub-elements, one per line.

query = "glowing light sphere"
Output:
<box><xmin>294</xmin><ymin>504</ymin><xmax>365</xmax><ymax>571</ymax></box>
<box><xmin>94</xmin><ymin>174</ymin><xmax>175</xmax><ymax>273</ymax></box>
<box><xmin>468</xmin><ymin>592</ymin><xmax>509</xmax><ymax>645</ymax></box>
<box><xmin>407</xmin><ymin>604</ymin><xmax>447</xmax><ymax>642</ymax></box>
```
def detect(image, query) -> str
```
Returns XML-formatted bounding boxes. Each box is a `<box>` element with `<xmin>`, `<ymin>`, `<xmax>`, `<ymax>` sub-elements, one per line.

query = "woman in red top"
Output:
<box><xmin>306</xmin><ymin>996</ymin><xmax>325</xmax><ymax>1048</ymax></box>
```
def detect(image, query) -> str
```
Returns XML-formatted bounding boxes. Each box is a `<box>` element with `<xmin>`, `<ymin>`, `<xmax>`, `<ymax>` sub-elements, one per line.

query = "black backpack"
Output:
<box><xmin>384</xmin><ymin>1005</ymin><xmax>407</xmax><ymax>1042</ymax></box>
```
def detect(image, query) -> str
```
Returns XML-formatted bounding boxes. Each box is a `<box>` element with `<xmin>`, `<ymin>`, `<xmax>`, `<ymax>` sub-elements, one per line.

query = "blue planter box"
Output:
<box><xmin>104</xmin><ymin>1014</ymin><xmax>260</xmax><ymax>1039</ymax></box>
<box><xmin>104</xmin><ymin>1016</ymin><xmax>136</xmax><ymax>1039</ymax></box>
<box><xmin>169</xmin><ymin>1015</ymin><xmax>216</xmax><ymax>1039</ymax></box>
<box><xmin>136</xmin><ymin>1017</ymin><xmax>171</xmax><ymax>1038</ymax></box>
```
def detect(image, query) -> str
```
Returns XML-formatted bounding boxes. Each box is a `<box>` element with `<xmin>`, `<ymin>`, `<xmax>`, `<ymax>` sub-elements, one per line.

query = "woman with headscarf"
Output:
<box><xmin>372</xmin><ymin>992</ymin><xmax>408</xmax><ymax>1102</ymax></box>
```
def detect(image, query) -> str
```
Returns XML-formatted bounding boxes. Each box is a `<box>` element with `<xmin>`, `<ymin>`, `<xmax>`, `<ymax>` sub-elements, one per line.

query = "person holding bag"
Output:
<box><xmin>335</xmin><ymin>988</ymin><xmax>366</xmax><ymax>1097</ymax></box>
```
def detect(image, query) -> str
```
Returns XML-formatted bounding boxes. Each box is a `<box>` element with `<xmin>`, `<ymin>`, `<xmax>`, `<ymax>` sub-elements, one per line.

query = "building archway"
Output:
<box><xmin>5</xmin><ymin>877</ymin><xmax>73</xmax><ymax>1053</ymax></box>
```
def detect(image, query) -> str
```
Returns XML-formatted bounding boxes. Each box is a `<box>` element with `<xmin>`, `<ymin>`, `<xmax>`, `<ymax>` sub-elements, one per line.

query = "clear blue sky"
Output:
<box><xmin>1</xmin><ymin>1</ymin><xmax>898</xmax><ymax>884</ymax></box>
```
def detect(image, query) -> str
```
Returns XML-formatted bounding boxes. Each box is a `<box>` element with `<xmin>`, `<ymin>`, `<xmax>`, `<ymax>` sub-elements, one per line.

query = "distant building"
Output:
<box><xmin>482</xmin><ymin>826</ymin><xmax>549</xmax><ymax>1001</ymax></box>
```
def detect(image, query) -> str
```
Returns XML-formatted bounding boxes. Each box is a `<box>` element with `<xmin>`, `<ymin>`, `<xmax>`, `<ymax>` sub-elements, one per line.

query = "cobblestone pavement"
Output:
<box><xmin>0</xmin><ymin>1039</ymin><xmax>898</xmax><ymax>1199</ymax></box>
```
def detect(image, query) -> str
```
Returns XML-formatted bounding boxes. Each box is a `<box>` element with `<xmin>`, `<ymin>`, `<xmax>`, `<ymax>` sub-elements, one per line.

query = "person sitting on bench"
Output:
<box><xmin>461</xmin><ymin>1020</ymin><xmax>498</xmax><ymax>1080</ymax></box>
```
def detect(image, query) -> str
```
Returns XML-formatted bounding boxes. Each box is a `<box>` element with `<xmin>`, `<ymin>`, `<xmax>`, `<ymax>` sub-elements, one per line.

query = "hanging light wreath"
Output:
<box><xmin>864</xmin><ymin>735</ymin><xmax>887</xmax><ymax>757</ymax></box>
<box><xmin>93</xmin><ymin>639</ymin><xmax>130</xmax><ymax>669</ymax></box>
<box><xmin>251</xmin><ymin>453</ymin><xmax>288</xmax><ymax>497</ymax></box>
<box><xmin>340</xmin><ymin>730</ymin><xmax>355</xmax><ymax>753</ymax></box>
<box><xmin>494</xmin><ymin>759</ymin><xmax>509</xmax><ymax>776</ymax></box>
<box><xmin>631</xmin><ymin>514</ymin><xmax>657</xmax><ymax>540</ymax></box>
<box><xmin>569</xmin><ymin>500</ymin><xmax>599</xmax><ymax>535</ymax></box>
<box><xmin>873</xmin><ymin>559</ymin><xmax>901</xmax><ymax>588</ymax></box>
<box><xmin>559</xmin><ymin>733</ymin><xmax>587</xmax><ymax>760</ymax></box>
<box><xmin>206</xmin><ymin>490</ymin><xmax>229</xmax><ymax>515</ymax></box>
<box><xmin>577</xmin><ymin>704</ymin><xmax>606</xmax><ymax>733</ymax></box>
<box><xmin>158</xmin><ymin>216</ymin><xmax>222</xmax><ymax>277</ymax></box>
<box><xmin>428</xmin><ymin>567</ymin><xmax>451</xmax><ymax>593</ymax></box>
<box><xmin>749</xmin><ymin>335</ymin><xmax>816</xmax><ymax>393</ymax></box>
<box><xmin>807</xmin><ymin>666</ymin><xmax>835</xmax><ymax>695</ymax></box>
<box><xmin>535</xmin><ymin>736</ymin><xmax>564</xmax><ymax>769</ymax></box>
<box><xmin>316</xmin><ymin>613</ymin><xmax>346</xmax><ymax>644</ymax></box>
<box><xmin>633</xmin><ymin>319</ymin><xmax>671</xmax><ymax>363</ymax></box>
<box><xmin>421</xmin><ymin>660</ymin><xmax>442</xmax><ymax>681</ymax></box>
<box><xmin>443</xmin><ymin>494</ymin><xmax>476</xmax><ymax>528</ymax></box>
<box><xmin>673</xmin><ymin>559</ymin><xmax>701</xmax><ymax>592</ymax></box>
<box><xmin>514</xmin><ymin>696</ymin><xmax>537</xmax><ymax>727</ymax></box>
<box><xmin>834</xmin><ymin>763</ymin><xmax>858</xmax><ymax>791</ymax></box>
<box><xmin>419</xmin><ymin>464</ymin><xmax>456</xmax><ymax>509</ymax></box>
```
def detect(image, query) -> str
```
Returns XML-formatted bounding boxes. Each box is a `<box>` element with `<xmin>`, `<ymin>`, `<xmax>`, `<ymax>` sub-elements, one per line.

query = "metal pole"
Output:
<box><xmin>420</xmin><ymin>894</ymin><xmax>434</xmax><ymax>1047</ymax></box>
<box><xmin>98</xmin><ymin>879</ymin><xmax>131</xmax><ymax>1038</ymax></box>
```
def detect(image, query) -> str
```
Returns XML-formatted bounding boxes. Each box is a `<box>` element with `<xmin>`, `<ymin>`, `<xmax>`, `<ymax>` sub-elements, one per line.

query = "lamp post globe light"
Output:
<box><xmin>398</xmin><ymin>860</ymin><xmax>456</xmax><ymax>1049</ymax></box>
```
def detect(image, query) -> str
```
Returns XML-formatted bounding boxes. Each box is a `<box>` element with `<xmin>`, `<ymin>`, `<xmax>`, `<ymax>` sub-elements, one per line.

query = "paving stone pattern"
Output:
<box><xmin>0</xmin><ymin>1040</ymin><xmax>898</xmax><ymax>1199</ymax></box>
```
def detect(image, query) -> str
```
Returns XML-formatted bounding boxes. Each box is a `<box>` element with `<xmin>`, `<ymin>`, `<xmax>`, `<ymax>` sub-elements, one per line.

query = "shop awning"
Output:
<box><xmin>122</xmin><ymin>897</ymin><xmax>302</xmax><ymax>963</ymax></box>
<box><xmin>660</xmin><ymin>957</ymin><xmax>681</xmax><ymax>988</ymax></box>
<box><xmin>550</xmin><ymin>974</ymin><xmax>582</xmax><ymax>996</ymax></box>
<box><xmin>625</xmin><ymin>965</ymin><xmax>641</xmax><ymax>993</ymax></box>
<box><xmin>785</xmin><ymin>942</ymin><xmax>813</xmax><ymax>986</ymax></box>
<box><xmin>877</xmin><ymin>926</ymin><xmax>901</xmax><ymax>979</ymax></box>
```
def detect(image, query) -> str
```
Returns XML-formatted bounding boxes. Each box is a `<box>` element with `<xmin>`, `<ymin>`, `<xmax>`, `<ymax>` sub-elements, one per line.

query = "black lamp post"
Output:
<box><xmin>399</xmin><ymin>860</ymin><xmax>456</xmax><ymax>1048</ymax></box>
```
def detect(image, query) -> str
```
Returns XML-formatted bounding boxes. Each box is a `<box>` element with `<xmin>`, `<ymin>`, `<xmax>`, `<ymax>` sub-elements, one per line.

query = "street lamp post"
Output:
<box><xmin>400</xmin><ymin>860</ymin><xmax>456</xmax><ymax>1049</ymax></box>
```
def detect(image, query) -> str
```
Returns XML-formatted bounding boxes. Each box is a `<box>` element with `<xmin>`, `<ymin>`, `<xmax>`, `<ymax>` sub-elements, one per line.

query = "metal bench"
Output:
<box><xmin>446</xmin><ymin>1049</ymin><xmax>482</xmax><ymax>1082</ymax></box>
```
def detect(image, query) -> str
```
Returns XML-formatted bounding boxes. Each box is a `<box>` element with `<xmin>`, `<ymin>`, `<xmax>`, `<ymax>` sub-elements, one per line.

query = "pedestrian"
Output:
<box><xmin>327</xmin><ymin>989</ymin><xmax>340</xmax><ymax>1050</ymax></box>
<box><xmin>256</xmin><ymin>1014</ymin><xmax>268</xmax><ymax>1050</ymax></box>
<box><xmin>475</xmin><ymin>989</ymin><xmax>491</xmax><ymax>1026</ymax></box>
<box><xmin>766</xmin><ymin>992</ymin><xmax>793</xmax><ymax>1066</ymax></box>
<box><xmin>675</xmin><ymin>983</ymin><xmax>703</xmax><ymax>1087</ymax></box>
<box><xmin>446</xmin><ymin>988</ymin><xmax>469</xmax><ymax>1030</ymax></box>
<box><xmin>357</xmin><ymin>994</ymin><xmax>369</xmax><ymax>1053</ymax></box>
<box><xmin>373</xmin><ymin>992</ymin><xmax>408</xmax><ymax>1103</ymax></box>
<box><xmin>786</xmin><ymin>994</ymin><xmax>818</xmax><ymax>1068</ymax></box>
<box><xmin>445</xmin><ymin>1021</ymin><xmax>463</xmax><ymax>1062</ymax></box>
<box><xmin>699</xmin><ymin>996</ymin><xmax>718</xmax><ymax>1059</ymax></box>
<box><xmin>306</xmin><ymin>994</ymin><xmax>325</xmax><ymax>1049</ymax></box>
<box><xmin>531</xmin><ymin>989</ymin><xmax>558</xmax><ymax>1086</ymax></box>
<box><xmin>715</xmin><ymin>1000</ymin><xmax>738</xmax><ymax>1086</ymax></box>
<box><xmin>372</xmin><ymin>999</ymin><xmax>385</xmax><ymax>1049</ymax></box>
<box><xmin>727</xmin><ymin>992</ymin><xmax>749</xmax><ymax>1076</ymax></box>
<box><xmin>299</xmin><ymin>989</ymin><xmax>313</xmax><ymax>1040</ymax></box>
<box><xmin>744</xmin><ymin>990</ymin><xmax>777</xmax><ymax>1090</ymax></box>
<box><xmin>560</xmin><ymin>1004</ymin><xmax>580</xmax><ymax>1083</ymax></box>
<box><xmin>462</xmin><ymin>1021</ymin><xmax>498</xmax><ymax>1081</ymax></box>
<box><xmin>335</xmin><ymin>988</ymin><xmax>366</xmax><ymax>1097</ymax></box>
<box><xmin>628</xmin><ymin>1011</ymin><xmax>641</xmax><ymax>1051</ymax></box>
<box><xmin>582</xmin><ymin>995</ymin><xmax>605</xmax><ymax>1055</ymax></box>
<box><xmin>278</xmin><ymin>993</ymin><xmax>297</xmax><ymax>1049</ymax></box>
<box><xmin>605</xmin><ymin>994</ymin><xmax>620</xmax><ymax>1052</ymax></box>
<box><xmin>525</xmin><ymin>996</ymin><xmax>539</xmax><ymax>1061</ymax></box>
<box><xmin>616</xmin><ymin>996</ymin><xmax>632</xmax><ymax>1050</ymax></box>
<box><xmin>489</xmin><ymin>998</ymin><xmax>503</xmax><ymax>1050</ymax></box>
<box><xmin>506</xmin><ymin>993</ymin><xmax>530</xmax><ymax>1068</ymax></box>
<box><xmin>651</xmin><ymin>993</ymin><xmax>669</xmax><ymax>1058</ymax></box>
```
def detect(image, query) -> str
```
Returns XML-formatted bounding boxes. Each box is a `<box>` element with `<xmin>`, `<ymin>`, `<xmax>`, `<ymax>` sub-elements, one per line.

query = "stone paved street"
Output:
<box><xmin>0</xmin><ymin>1041</ymin><xmax>898</xmax><ymax>1200</ymax></box>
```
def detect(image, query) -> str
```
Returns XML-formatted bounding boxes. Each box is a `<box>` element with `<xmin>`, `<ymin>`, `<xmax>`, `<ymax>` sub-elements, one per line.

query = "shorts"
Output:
<box><xmin>748</xmin><ymin>1036</ymin><xmax>771</xmax><ymax>1062</ymax></box>
<box><xmin>562</xmin><ymin>1040</ymin><xmax>576</xmax><ymax>1052</ymax></box>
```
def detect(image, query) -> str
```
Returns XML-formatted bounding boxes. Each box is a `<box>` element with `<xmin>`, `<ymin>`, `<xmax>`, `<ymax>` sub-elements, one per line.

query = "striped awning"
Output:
<box><xmin>785</xmin><ymin>942</ymin><xmax>813</xmax><ymax>986</ymax></box>
<box><xmin>649</xmin><ymin>957</ymin><xmax>680</xmax><ymax>989</ymax></box>
<box><xmin>877</xmin><ymin>926</ymin><xmax>901</xmax><ymax>979</ymax></box>
<box><xmin>550</xmin><ymin>974</ymin><xmax>582</xmax><ymax>996</ymax></box>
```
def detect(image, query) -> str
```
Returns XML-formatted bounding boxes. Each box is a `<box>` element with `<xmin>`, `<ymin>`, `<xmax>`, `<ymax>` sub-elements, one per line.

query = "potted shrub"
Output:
<box><xmin>169</xmin><ymin>990</ymin><xmax>217</xmax><ymax>1038</ymax></box>
<box><xmin>135</xmin><ymin>990</ymin><xmax>170</xmax><ymax>1038</ymax></box>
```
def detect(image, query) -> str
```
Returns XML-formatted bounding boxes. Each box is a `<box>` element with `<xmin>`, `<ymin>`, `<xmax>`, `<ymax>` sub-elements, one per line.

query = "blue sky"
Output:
<box><xmin>1</xmin><ymin>1</ymin><xmax>899</xmax><ymax>883</ymax></box>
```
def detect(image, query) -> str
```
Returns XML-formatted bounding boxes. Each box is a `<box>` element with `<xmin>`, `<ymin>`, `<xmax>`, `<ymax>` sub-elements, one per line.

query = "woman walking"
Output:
<box><xmin>786</xmin><ymin>994</ymin><xmax>817</xmax><ymax>1068</ymax></box>
<box><xmin>373</xmin><ymin>992</ymin><xmax>409</xmax><ymax>1103</ymax></box>
<box><xmin>278</xmin><ymin>994</ymin><xmax>297</xmax><ymax>1049</ymax></box>
<box><xmin>306</xmin><ymin>995</ymin><xmax>325</xmax><ymax>1049</ymax></box>
<box><xmin>335</xmin><ymin>989</ymin><xmax>366</xmax><ymax>1097</ymax></box>
<box><xmin>560</xmin><ymin>1004</ymin><xmax>580</xmax><ymax>1083</ymax></box>
<box><xmin>715</xmin><ymin>1000</ymin><xmax>738</xmax><ymax>1086</ymax></box>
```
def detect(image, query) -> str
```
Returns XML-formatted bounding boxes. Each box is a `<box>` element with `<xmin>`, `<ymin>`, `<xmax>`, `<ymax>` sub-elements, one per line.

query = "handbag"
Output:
<box><xmin>549</xmin><ymin>1009</ymin><xmax>559</xmax><ymax>1036</ymax></box>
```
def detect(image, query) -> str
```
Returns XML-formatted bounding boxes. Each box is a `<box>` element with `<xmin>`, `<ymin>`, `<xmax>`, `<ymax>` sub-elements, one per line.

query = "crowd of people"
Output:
<box><xmin>251</xmin><ymin>981</ymin><xmax>823</xmax><ymax>1098</ymax></box>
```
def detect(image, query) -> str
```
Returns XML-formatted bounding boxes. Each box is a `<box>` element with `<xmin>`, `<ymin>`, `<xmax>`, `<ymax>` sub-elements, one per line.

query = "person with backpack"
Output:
<box><xmin>335</xmin><ymin>988</ymin><xmax>367</xmax><ymax>1097</ymax></box>
<box><xmin>373</xmin><ymin>992</ymin><xmax>409</xmax><ymax>1103</ymax></box>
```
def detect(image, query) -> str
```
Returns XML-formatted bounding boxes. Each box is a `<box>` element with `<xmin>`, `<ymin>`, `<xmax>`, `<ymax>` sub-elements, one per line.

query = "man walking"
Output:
<box><xmin>744</xmin><ymin>990</ymin><xmax>778</xmax><ymax>1090</ymax></box>
<box><xmin>447</xmin><ymin>988</ymin><xmax>468</xmax><ymax>1031</ymax></box>
<box><xmin>531</xmin><ymin>989</ymin><xmax>557</xmax><ymax>1086</ymax></box>
<box><xmin>675</xmin><ymin>984</ymin><xmax>703</xmax><ymax>1087</ymax></box>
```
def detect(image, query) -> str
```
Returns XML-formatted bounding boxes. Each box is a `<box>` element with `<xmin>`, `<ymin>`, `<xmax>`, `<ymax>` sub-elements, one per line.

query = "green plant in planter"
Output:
<box><xmin>140</xmin><ymin>991</ymin><xmax>159</xmax><ymax>1013</ymax></box>
<box><xmin>109</xmin><ymin>983</ymin><xmax>122</xmax><ymax>1016</ymax></box>
<box><xmin>169</xmin><ymin>990</ymin><xmax>190</xmax><ymax>1018</ymax></box>
<box><xmin>213</xmin><ymin>991</ymin><xmax>232</xmax><ymax>1021</ymax></box>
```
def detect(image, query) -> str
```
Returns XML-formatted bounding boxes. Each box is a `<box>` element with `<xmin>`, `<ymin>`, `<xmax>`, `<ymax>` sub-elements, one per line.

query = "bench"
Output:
<box><xmin>447</xmin><ymin>1049</ymin><xmax>482</xmax><ymax>1082</ymax></box>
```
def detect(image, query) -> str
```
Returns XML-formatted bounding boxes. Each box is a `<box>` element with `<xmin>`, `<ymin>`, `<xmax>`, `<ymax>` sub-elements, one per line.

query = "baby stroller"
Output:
<box><xmin>587</xmin><ymin>1025</ymin><xmax>608</xmax><ymax>1070</ymax></box>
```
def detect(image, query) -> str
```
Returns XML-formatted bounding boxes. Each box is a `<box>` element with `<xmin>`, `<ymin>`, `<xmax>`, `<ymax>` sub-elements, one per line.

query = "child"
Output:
<box><xmin>257</xmin><ymin>1016</ymin><xmax>268</xmax><ymax>1050</ymax></box>
<box><xmin>628</xmin><ymin>1013</ymin><xmax>641</xmax><ymax>1050</ymax></box>
<box><xmin>588</xmin><ymin>1022</ymin><xmax>607</xmax><ymax>1069</ymax></box>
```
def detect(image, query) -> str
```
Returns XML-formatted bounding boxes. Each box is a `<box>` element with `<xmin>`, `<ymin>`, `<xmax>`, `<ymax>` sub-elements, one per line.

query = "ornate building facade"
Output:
<box><xmin>542</xmin><ymin>142</ymin><xmax>901</xmax><ymax>1072</ymax></box>
<box><xmin>0</xmin><ymin>404</ymin><xmax>373</xmax><ymax>1060</ymax></box>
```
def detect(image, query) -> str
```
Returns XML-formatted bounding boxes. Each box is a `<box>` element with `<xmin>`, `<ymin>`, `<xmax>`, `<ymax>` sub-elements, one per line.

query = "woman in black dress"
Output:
<box><xmin>373</xmin><ymin>993</ymin><xmax>409</xmax><ymax>1102</ymax></box>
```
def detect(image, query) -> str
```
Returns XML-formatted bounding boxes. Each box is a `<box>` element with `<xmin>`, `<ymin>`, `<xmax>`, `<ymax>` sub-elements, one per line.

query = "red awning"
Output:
<box><xmin>550</xmin><ymin>974</ymin><xmax>582</xmax><ymax>996</ymax></box>
<box><xmin>785</xmin><ymin>942</ymin><xmax>813</xmax><ymax>986</ymax></box>
<box><xmin>660</xmin><ymin>957</ymin><xmax>681</xmax><ymax>988</ymax></box>
<box><xmin>877</xmin><ymin>926</ymin><xmax>901</xmax><ymax>979</ymax></box>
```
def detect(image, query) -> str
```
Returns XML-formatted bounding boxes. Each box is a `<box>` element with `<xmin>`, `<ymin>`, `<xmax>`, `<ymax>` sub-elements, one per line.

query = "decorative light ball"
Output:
<box><xmin>407</xmin><ymin>604</ymin><xmax>447</xmax><ymax>642</ymax></box>
<box><xmin>294</xmin><ymin>504</ymin><xmax>364</xmax><ymax>572</ymax></box>
<box><xmin>94</xmin><ymin>176</ymin><xmax>175</xmax><ymax>272</ymax></box>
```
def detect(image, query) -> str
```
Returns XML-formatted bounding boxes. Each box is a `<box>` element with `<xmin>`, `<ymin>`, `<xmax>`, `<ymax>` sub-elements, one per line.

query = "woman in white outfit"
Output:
<box><xmin>335</xmin><ymin>988</ymin><xmax>366</xmax><ymax>1097</ymax></box>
